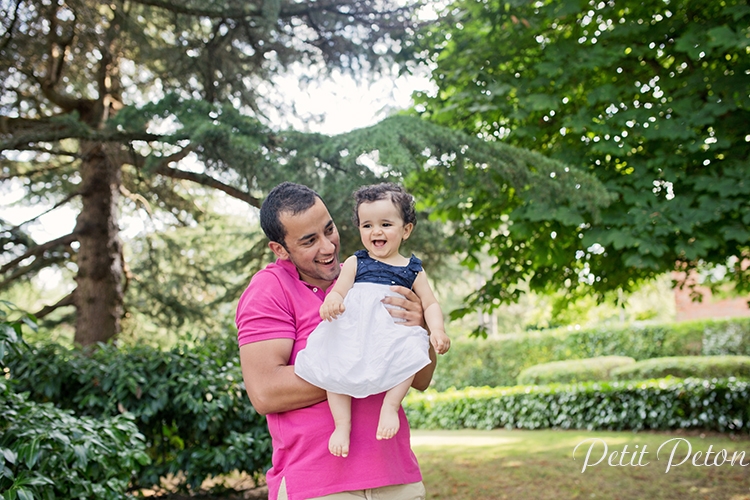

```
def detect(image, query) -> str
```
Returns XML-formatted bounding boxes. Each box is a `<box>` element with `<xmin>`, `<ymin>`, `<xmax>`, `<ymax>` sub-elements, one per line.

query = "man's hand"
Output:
<box><xmin>382</xmin><ymin>285</ymin><xmax>424</xmax><ymax>327</ymax></box>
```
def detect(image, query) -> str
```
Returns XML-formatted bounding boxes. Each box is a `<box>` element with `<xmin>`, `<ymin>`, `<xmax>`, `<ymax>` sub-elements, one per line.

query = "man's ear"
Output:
<box><xmin>402</xmin><ymin>223</ymin><xmax>414</xmax><ymax>241</ymax></box>
<box><xmin>269</xmin><ymin>241</ymin><xmax>289</xmax><ymax>260</ymax></box>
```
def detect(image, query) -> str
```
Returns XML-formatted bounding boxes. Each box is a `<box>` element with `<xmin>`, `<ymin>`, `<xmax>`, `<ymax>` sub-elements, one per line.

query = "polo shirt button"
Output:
<box><xmin>313</xmin><ymin>288</ymin><xmax>318</xmax><ymax>292</ymax></box>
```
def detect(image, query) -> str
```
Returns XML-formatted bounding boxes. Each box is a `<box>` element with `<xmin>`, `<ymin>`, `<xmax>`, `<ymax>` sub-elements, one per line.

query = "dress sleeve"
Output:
<box><xmin>408</xmin><ymin>254</ymin><xmax>424</xmax><ymax>274</ymax></box>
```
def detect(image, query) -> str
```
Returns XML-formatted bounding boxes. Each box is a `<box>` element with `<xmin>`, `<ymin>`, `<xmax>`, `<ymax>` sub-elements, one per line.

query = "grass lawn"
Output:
<box><xmin>411</xmin><ymin>429</ymin><xmax>750</xmax><ymax>500</ymax></box>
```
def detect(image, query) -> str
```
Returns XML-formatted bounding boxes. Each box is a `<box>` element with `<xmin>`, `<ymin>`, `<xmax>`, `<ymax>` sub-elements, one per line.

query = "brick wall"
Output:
<box><xmin>673</xmin><ymin>271</ymin><xmax>750</xmax><ymax>322</ymax></box>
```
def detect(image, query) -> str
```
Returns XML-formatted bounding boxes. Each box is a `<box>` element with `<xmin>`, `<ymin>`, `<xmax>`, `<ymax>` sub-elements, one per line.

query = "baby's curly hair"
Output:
<box><xmin>352</xmin><ymin>183</ymin><xmax>417</xmax><ymax>227</ymax></box>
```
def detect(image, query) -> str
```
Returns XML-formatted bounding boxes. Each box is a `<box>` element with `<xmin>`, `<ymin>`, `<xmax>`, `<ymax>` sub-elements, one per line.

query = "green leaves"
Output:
<box><xmin>613</xmin><ymin>355</ymin><xmax>750</xmax><ymax>380</ymax></box>
<box><xmin>405</xmin><ymin>378</ymin><xmax>750</xmax><ymax>433</ymax></box>
<box><xmin>411</xmin><ymin>0</ymin><xmax>750</xmax><ymax>305</ymax></box>
<box><xmin>5</xmin><ymin>333</ymin><xmax>270</xmax><ymax>493</ymax></box>
<box><xmin>0</xmin><ymin>302</ymin><xmax>35</xmax><ymax>367</ymax></box>
<box><xmin>430</xmin><ymin>317</ymin><xmax>750</xmax><ymax>390</ymax></box>
<box><xmin>1</xmin><ymin>387</ymin><xmax>147</xmax><ymax>500</ymax></box>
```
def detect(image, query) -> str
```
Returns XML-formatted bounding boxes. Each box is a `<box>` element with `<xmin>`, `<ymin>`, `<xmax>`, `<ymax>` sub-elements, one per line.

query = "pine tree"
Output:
<box><xmin>0</xmin><ymin>0</ymin><xmax>419</xmax><ymax>345</ymax></box>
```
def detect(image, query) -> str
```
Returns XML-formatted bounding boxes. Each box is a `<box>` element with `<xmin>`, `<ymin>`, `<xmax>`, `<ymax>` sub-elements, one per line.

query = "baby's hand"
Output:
<box><xmin>430</xmin><ymin>330</ymin><xmax>451</xmax><ymax>355</ymax></box>
<box><xmin>320</xmin><ymin>297</ymin><xmax>345</xmax><ymax>321</ymax></box>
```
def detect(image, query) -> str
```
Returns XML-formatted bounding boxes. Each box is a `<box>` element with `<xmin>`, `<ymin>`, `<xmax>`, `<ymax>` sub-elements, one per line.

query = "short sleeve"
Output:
<box><xmin>236</xmin><ymin>269</ymin><xmax>297</xmax><ymax>347</ymax></box>
<box><xmin>407</xmin><ymin>254</ymin><xmax>423</xmax><ymax>274</ymax></box>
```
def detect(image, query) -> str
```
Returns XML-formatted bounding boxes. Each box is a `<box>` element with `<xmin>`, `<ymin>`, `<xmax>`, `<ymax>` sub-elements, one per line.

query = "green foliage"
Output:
<box><xmin>612</xmin><ymin>355</ymin><xmax>750</xmax><ymax>381</ymax></box>
<box><xmin>0</xmin><ymin>0</ymin><xmax>427</xmax><ymax>345</ymax></box>
<box><xmin>4</xmin><ymin>333</ymin><xmax>270</xmax><ymax>492</ymax></box>
<box><xmin>281</xmin><ymin>115</ymin><xmax>610</xmax><ymax>306</ymax></box>
<box><xmin>702</xmin><ymin>320</ymin><xmax>750</xmax><ymax>355</ymax></box>
<box><xmin>0</xmin><ymin>380</ymin><xmax>149</xmax><ymax>500</ymax></box>
<box><xmin>0</xmin><ymin>301</ymin><xmax>37</xmax><ymax>366</ymax></box>
<box><xmin>404</xmin><ymin>378</ymin><xmax>750</xmax><ymax>433</ymax></box>
<box><xmin>121</xmin><ymin>204</ymin><xmax>270</xmax><ymax>348</ymax></box>
<box><xmin>410</xmin><ymin>0</ymin><xmax>750</xmax><ymax>306</ymax></box>
<box><xmin>432</xmin><ymin>317</ymin><xmax>750</xmax><ymax>390</ymax></box>
<box><xmin>1</xmin><ymin>306</ymin><xmax>148</xmax><ymax>500</ymax></box>
<box><xmin>517</xmin><ymin>356</ymin><xmax>635</xmax><ymax>385</ymax></box>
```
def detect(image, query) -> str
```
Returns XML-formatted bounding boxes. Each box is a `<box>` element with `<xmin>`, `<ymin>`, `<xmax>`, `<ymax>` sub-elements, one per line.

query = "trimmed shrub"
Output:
<box><xmin>1</xmin><ymin>378</ymin><xmax>149</xmax><ymax>500</ymax></box>
<box><xmin>612</xmin><ymin>355</ymin><xmax>750</xmax><ymax>381</ymax></box>
<box><xmin>1</xmin><ymin>305</ymin><xmax>149</xmax><ymax>499</ymax></box>
<box><xmin>5</xmin><ymin>338</ymin><xmax>271</xmax><ymax>492</ymax></box>
<box><xmin>703</xmin><ymin>322</ymin><xmax>750</xmax><ymax>355</ymax></box>
<box><xmin>517</xmin><ymin>356</ymin><xmax>635</xmax><ymax>385</ymax></box>
<box><xmin>404</xmin><ymin>378</ymin><xmax>750</xmax><ymax>433</ymax></box>
<box><xmin>432</xmin><ymin>317</ymin><xmax>750</xmax><ymax>390</ymax></box>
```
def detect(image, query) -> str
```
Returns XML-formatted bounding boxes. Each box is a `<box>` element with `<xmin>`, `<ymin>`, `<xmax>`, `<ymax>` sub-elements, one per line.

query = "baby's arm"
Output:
<box><xmin>412</xmin><ymin>271</ymin><xmax>451</xmax><ymax>354</ymax></box>
<box><xmin>320</xmin><ymin>255</ymin><xmax>357</xmax><ymax>321</ymax></box>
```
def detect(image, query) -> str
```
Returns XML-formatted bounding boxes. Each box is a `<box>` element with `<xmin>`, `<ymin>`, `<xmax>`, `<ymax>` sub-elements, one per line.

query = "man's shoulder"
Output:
<box><xmin>239</xmin><ymin>262</ymin><xmax>292</xmax><ymax>306</ymax></box>
<box><xmin>250</xmin><ymin>260</ymin><xmax>297</xmax><ymax>287</ymax></box>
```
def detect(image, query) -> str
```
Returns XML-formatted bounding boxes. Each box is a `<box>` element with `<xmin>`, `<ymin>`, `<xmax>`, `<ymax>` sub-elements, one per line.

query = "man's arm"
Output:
<box><xmin>412</xmin><ymin>343</ymin><xmax>437</xmax><ymax>391</ymax></box>
<box><xmin>382</xmin><ymin>285</ymin><xmax>438</xmax><ymax>391</ymax></box>
<box><xmin>239</xmin><ymin>338</ymin><xmax>326</xmax><ymax>415</ymax></box>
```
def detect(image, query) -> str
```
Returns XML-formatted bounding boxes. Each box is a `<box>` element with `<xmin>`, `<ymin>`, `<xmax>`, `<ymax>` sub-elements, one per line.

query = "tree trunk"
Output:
<box><xmin>73</xmin><ymin>140</ymin><xmax>123</xmax><ymax>346</ymax></box>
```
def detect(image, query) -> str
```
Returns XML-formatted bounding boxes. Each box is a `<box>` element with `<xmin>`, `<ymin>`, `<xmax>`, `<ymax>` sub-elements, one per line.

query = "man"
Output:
<box><xmin>237</xmin><ymin>182</ymin><xmax>437</xmax><ymax>500</ymax></box>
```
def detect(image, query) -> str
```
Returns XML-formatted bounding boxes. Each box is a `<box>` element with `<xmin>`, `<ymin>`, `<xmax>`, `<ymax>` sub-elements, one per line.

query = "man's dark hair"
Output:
<box><xmin>352</xmin><ymin>183</ymin><xmax>417</xmax><ymax>227</ymax></box>
<box><xmin>260</xmin><ymin>182</ymin><xmax>322</xmax><ymax>245</ymax></box>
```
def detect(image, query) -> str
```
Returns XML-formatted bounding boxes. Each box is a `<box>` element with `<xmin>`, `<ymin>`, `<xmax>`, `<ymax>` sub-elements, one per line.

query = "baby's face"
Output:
<box><xmin>357</xmin><ymin>199</ymin><xmax>413</xmax><ymax>260</ymax></box>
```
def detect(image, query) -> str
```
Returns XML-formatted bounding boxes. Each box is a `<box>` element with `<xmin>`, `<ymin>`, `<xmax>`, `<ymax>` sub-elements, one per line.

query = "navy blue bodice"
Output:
<box><xmin>353</xmin><ymin>249</ymin><xmax>422</xmax><ymax>288</ymax></box>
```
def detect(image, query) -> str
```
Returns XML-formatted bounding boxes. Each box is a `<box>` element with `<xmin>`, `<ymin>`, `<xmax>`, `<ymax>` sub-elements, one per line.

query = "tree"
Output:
<box><xmin>1</xmin><ymin>0</ymin><xmax>613</xmax><ymax>346</ymax></box>
<box><xmin>0</xmin><ymin>0</ymin><xmax>420</xmax><ymax>346</ymax></box>
<box><xmin>279</xmin><ymin>114</ymin><xmax>613</xmax><ymax>323</ymax></box>
<box><xmin>408</xmin><ymin>0</ymin><xmax>750</xmax><ymax>311</ymax></box>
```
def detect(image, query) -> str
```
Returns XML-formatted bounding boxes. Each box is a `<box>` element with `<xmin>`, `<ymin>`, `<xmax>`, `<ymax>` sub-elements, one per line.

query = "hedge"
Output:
<box><xmin>1</xmin><ymin>305</ymin><xmax>149</xmax><ymax>499</ymax></box>
<box><xmin>517</xmin><ymin>356</ymin><xmax>635</xmax><ymax>385</ymax></box>
<box><xmin>404</xmin><ymin>378</ymin><xmax>750</xmax><ymax>433</ymax></box>
<box><xmin>612</xmin><ymin>355</ymin><xmax>750</xmax><ymax>381</ymax></box>
<box><xmin>433</xmin><ymin>317</ymin><xmax>750</xmax><ymax>390</ymax></box>
<box><xmin>1</xmin><ymin>379</ymin><xmax>149</xmax><ymax>500</ymax></box>
<box><xmin>4</xmin><ymin>335</ymin><xmax>271</xmax><ymax>493</ymax></box>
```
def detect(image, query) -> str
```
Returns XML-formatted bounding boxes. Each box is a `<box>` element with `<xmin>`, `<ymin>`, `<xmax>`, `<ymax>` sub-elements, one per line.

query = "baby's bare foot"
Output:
<box><xmin>329</xmin><ymin>426</ymin><xmax>350</xmax><ymax>457</ymax></box>
<box><xmin>376</xmin><ymin>406</ymin><xmax>400</xmax><ymax>440</ymax></box>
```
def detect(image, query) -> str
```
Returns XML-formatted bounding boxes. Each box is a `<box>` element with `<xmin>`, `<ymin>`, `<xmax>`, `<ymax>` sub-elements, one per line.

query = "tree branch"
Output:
<box><xmin>131</xmin><ymin>0</ymin><xmax>409</xmax><ymax>25</ymax></box>
<box><xmin>39</xmin><ymin>5</ymin><xmax>82</xmax><ymax>113</ymax></box>
<box><xmin>0</xmin><ymin>232</ymin><xmax>78</xmax><ymax>275</ymax></box>
<box><xmin>138</xmin><ymin>146</ymin><xmax>261</xmax><ymax>207</ymax></box>
<box><xmin>0</xmin><ymin>116</ymin><xmax>183</xmax><ymax>151</ymax></box>
<box><xmin>6</xmin><ymin>192</ymin><xmax>81</xmax><ymax>231</ymax></box>
<box><xmin>0</xmin><ymin>163</ymin><xmax>69</xmax><ymax>181</ymax></box>
<box><xmin>0</xmin><ymin>253</ymin><xmax>69</xmax><ymax>292</ymax></box>
<box><xmin>1</xmin><ymin>146</ymin><xmax>79</xmax><ymax>159</ymax></box>
<box><xmin>130</xmin><ymin>0</ymin><xmax>261</xmax><ymax>18</ymax></box>
<box><xmin>34</xmin><ymin>290</ymin><xmax>76</xmax><ymax>319</ymax></box>
<box><xmin>154</xmin><ymin>164</ymin><xmax>261</xmax><ymax>208</ymax></box>
<box><xmin>0</xmin><ymin>0</ymin><xmax>21</xmax><ymax>51</ymax></box>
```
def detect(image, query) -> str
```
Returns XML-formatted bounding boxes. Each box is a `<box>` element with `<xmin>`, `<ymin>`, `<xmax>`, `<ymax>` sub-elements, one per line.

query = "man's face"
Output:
<box><xmin>271</xmin><ymin>198</ymin><xmax>341</xmax><ymax>289</ymax></box>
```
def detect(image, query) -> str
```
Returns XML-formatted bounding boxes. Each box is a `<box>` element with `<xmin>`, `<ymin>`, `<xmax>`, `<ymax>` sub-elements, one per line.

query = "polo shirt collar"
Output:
<box><xmin>275</xmin><ymin>258</ymin><xmax>334</xmax><ymax>292</ymax></box>
<box><xmin>276</xmin><ymin>258</ymin><xmax>300</xmax><ymax>280</ymax></box>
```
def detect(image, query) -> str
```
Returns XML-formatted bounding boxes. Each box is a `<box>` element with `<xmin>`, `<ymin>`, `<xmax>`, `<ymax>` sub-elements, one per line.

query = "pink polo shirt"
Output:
<box><xmin>236</xmin><ymin>259</ymin><xmax>423</xmax><ymax>500</ymax></box>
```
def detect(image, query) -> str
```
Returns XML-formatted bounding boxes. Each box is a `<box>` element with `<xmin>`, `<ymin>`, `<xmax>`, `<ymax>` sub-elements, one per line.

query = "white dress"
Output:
<box><xmin>294</xmin><ymin>251</ymin><xmax>431</xmax><ymax>398</ymax></box>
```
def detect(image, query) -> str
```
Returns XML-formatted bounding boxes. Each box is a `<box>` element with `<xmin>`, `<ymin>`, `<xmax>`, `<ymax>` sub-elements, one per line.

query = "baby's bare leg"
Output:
<box><xmin>327</xmin><ymin>392</ymin><xmax>352</xmax><ymax>457</ymax></box>
<box><xmin>377</xmin><ymin>375</ymin><xmax>415</xmax><ymax>440</ymax></box>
